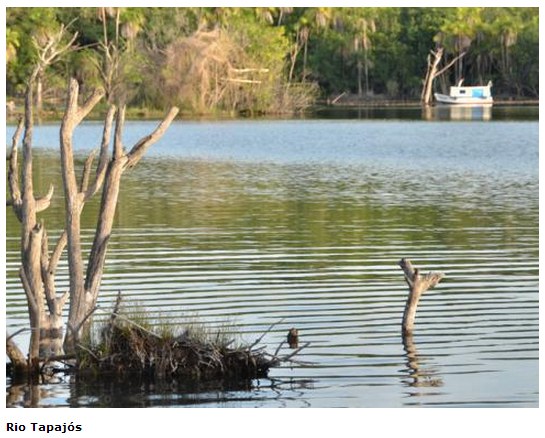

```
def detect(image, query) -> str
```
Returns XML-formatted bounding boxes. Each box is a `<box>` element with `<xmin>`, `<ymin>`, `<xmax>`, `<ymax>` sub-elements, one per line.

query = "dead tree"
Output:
<box><xmin>399</xmin><ymin>258</ymin><xmax>444</xmax><ymax>336</ymax></box>
<box><xmin>7</xmin><ymin>74</ymin><xmax>178</xmax><ymax>373</ymax></box>
<box><xmin>31</xmin><ymin>24</ymin><xmax>79</xmax><ymax>119</ymax></box>
<box><xmin>6</xmin><ymin>26</ymin><xmax>80</xmax><ymax>372</ymax></box>
<box><xmin>62</xmin><ymin>81</ymin><xmax>179</xmax><ymax>352</ymax></box>
<box><xmin>421</xmin><ymin>48</ymin><xmax>467</xmax><ymax>106</ymax></box>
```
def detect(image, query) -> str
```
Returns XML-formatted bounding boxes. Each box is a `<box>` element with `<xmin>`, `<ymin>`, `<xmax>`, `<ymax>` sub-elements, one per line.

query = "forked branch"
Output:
<box><xmin>399</xmin><ymin>258</ymin><xmax>444</xmax><ymax>335</ymax></box>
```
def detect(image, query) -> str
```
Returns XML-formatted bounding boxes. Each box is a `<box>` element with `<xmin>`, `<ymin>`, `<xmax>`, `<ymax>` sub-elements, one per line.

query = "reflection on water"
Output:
<box><xmin>5</xmin><ymin>116</ymin><xmax>538</xmax><ymax>407</ymax></box>
<box><xmin>422</xmin><ymin>105</ymin><xmax>492</xmax><ymax>121</ymax></box>
<box><xmin>402</xmin><ymin>333</ymin><xmax>443</xmax><ymax>391</ymax></box>
<box><xmin>314</xmin><ymin>104</ymin><xmax>537</xmax><ymax>121</ymax></box>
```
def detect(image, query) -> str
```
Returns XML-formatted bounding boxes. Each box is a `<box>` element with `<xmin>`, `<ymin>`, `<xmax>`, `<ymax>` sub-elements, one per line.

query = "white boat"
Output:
<box><xmin>434</xmin><ymin>80</ymin><xmax>493</xmax><ymax>106</ymax></box>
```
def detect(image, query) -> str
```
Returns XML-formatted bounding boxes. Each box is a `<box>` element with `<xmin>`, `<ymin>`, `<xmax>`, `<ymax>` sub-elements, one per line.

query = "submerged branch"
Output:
<box><xmin>248</xmin><ymin>318</ymin><xmax>284</xmax><ymax>351</ymax></box>
<box><xmin>399</xmin><ymin>258</ymin><xmax>444</xmax><ymax>336</ymax></box>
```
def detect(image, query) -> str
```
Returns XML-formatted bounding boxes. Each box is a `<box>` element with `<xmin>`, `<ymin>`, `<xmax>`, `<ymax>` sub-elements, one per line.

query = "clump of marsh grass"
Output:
<box><xmin>75</xmin><ymin>293</ymin><xmax>307</xmax><ymax>382</ymax></box>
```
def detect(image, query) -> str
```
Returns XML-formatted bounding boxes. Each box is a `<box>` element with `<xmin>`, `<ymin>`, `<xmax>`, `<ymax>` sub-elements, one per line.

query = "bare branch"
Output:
<box><xmin>84</xmin><ymin>235</ymin><xmax>111</xmax><ymax>297</ymax></box>
<box><xmin>40</xmin><ymin>225</ymin><xmax>55</xmax><ymax>313</ymax></box>
<box><xmin>19</xmin><ymin>267</ymin><xmax>38</xmax><ymax>314</ymax></box>
<box><xmin>35</xmin><ymin>184</ymin><xmax>54</xmax><ymax>213</ymax></box>
<box><xmin>60</xmin><ymin>80</ymin><xmax>106</xmax><ymax>339</ymax></box>
<box><xmin>248</xmin><ymin>319</ymin><xmax>284</xmax><ymax>351</ymax></box>
<box><xmin>63</xmin><ymin>78</ymin><xmax>80</xmax><ymax>129</ymax></box>
<box><xmin>435</xmin><ymin>51</ymin><xmax>467</xmax><ymax>78</ymax></box>
<box><xmin>113</xmin><ymin>105</ymin><xmax>126</xmax><ymax>159</ymax></box>
<box><xmin>126</xmin><ymin>107</ymin><xmax>179</xmax><ymax>168</ymax></box>
<box><xmin>21</xmin><ymin>82</ymin><xmax>36</xmax><ymax>224</ymax></box>
<box><xmin>80</xmin><ymin>150</ymin><xmax>97</xmax><ymax>193</ymax></box>
<box><xmin>399</xmin><ymin>257</ymin><xmax>416</xmax><ymax>287</ymax></box>
<box><xmin>32</xmin><ymin>24</ymin><xmax>79</xmax><ymax>72</ymax></box>
<box><xmin>67</xmin><ymin>306</ymin><xmax>98</xmax><ymax>342</ymax></box>
<box><xmin>85</xmin><ymin>105</ymin><xmax>116</xmax><ymax>200</ymax></box>
<box><xmin>75</xmin><ymin>87</ymin><xmax>105</xmax><ymax>126</ymax></box>
<box><xmin>8</xmin><ymin>117</ymin><xmax>24</xmax><ymax>210</ymax></box>
<box><xmin>280</xmin><ymin>341</ymin><xmax>311</xmax><ymax>362</ymax></box>
<box><xmin>7</xmin><ymin>328</ymin><xmax>28</xmax><ymax>342</ymax></box>
<box><xmin>62</xmin><ymin>79</ymin><xmax>105</xmax><ymax>134</ymax></box>
<box><xmin>39</xmin><ymin>227</ymin><xmax>68</xmax><ymax>317</ymax></box>
<box><xmin>57</xmin><ymin>291</ymin><xmax>70</xmax><ymax>316</ymax></box>
<box><xmin>49</xmin><ymin>230</ymin><xmax>67</xmax><ymax>275</ymax></box>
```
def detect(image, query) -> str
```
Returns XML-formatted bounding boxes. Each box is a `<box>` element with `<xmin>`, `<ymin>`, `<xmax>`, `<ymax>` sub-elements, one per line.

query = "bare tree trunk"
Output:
<box><xmin>7</xmin><ymin>82</ymin><xmax>61</xmax><ymax>371</ymax></box>
<box><xmin>35</xmin><ymin>73</ymin><xmax>43</xmax><ymax>121</ymax></box>
<box><xmin>7</xmin><ymin>80</ymin><xmax>96</xmax><ymax>366</ymax></box>
<box><xmin>62</xmin><ymin>81</ymin><xmax>179</xmax><ymax>352</ymax></box>
<box><xmin>399</xmin><ymin>258</ymin><xmax>444</xmax><ymax>336</ymax></box>
<box><xmin>421</xmin><ymin>48</ymin><xmax>443</xmax><ymax>106</ymax></box>
<box><xmin>357</xmin><ymin>60</ymin><xmax>363</xmax><ymax>97</ymax></box>
<box><xmin>363</xmin><ymin>49</ymin><xmax>370</xmax><ymax>96</ymax></box>
<box><xmin>20</xmin><ymin>84</ymin><xmax>44</xmax><ymax>370</ymax></box>
<box><xmin>421</xmin><ymin>48</ymin><xmax>467</xmax><ymax>106</ymax></box>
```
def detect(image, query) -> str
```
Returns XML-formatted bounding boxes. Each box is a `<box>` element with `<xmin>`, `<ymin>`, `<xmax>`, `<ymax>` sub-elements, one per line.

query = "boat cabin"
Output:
<box><xmin>449</xmin><ymin>79</ymin><xmax>492</xmax><ymax>99</ymax></box>
<box><xmin>434</xmin><ymin>79</ymin><xmax>493</xmax><ymax>105</ymax></box>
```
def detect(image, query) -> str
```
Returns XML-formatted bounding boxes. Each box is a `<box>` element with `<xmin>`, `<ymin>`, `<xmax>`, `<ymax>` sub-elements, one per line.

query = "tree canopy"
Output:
<box><xmin>6</xmin><ymin>7</ymin><xmax>539</xmax><ymax>114</ymax></box>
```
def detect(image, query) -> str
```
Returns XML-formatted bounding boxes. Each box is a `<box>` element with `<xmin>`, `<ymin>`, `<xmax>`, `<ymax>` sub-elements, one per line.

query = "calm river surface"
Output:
<box><xmin>5</xmin><ymin>106</ymin><xmax>539</xmax><ymax>407</ymax></box>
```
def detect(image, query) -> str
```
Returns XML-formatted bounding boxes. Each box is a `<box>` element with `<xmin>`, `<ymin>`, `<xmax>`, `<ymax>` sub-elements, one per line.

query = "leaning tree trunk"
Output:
<box><xmin>421</xmin><ymin>48</ymin><xmax>467</xmax><ymax>106</ymax></box>
<box><xmin>421</xmin><ymin>48</ymin><xmax>444</xmax><ymax>106</ymax></box>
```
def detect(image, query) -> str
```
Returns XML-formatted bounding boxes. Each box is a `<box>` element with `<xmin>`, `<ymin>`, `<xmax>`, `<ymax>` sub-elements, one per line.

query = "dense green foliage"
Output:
<box><xmin>6</xmin><ymin>7</ymin><xmax>539</xmax><ymax>114</ymax></box>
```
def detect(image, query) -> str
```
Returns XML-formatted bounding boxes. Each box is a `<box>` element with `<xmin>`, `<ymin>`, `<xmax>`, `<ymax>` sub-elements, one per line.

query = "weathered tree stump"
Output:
<box><xmin>399</xmin><ymin>258</ymin><xmax>444</xmax><ymax>336</ymax></box>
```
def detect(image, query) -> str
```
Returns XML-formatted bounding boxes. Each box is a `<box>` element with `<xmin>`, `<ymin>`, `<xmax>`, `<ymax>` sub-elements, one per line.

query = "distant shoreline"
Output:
<box><xmin>320</xmin><ymin>97</ymin><xmax>539</xmax><ymax>108</ymax></box>
<box><xmin>6</xmin><ymin>98</ymin><xmax>539</xmax><ymax>123</ymax></box>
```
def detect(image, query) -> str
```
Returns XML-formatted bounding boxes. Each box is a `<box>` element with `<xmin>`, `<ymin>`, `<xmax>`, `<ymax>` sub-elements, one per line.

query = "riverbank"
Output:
<box><xmin>321</xmin><ymin>92</ymin><xmax>539</xmax><ymax>107</ymax></box>
<box><xmin>6</xmin><ymin>96</ymin><xmax>539</xmax><ymax>123</ymax></box>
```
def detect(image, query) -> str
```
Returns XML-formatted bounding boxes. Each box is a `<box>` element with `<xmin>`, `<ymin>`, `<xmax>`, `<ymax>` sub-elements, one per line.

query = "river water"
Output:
<box><xmin>5</xmin><ymin>106</ymin><xmax>539</xmax><ymax>407</ymax></box>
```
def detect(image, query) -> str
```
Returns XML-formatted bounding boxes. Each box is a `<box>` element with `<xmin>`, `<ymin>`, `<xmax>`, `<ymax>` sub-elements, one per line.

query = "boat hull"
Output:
<box><xmin>434</xmin><ymin>93</ymin><xmax>493</xmax><ymax>106</ymax></box>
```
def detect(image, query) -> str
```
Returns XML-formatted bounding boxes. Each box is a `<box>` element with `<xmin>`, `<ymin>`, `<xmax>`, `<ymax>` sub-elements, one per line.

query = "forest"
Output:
<box><xmin>6</xmin><ymin>7</ymin><xmax>539</xmax><ymax>115</ymax></box>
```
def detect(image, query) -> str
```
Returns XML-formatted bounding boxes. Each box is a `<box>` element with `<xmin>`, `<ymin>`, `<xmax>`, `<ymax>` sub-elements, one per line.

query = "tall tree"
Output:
<box><xmin>436</xmin><ymin>8</ymin><xmax>483</xmax><ymax>83</ymax></box>
<box><xmin>347</xmin><ymin>8</ymin><xmax>377</xmax><ymax>97</ymax></box>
